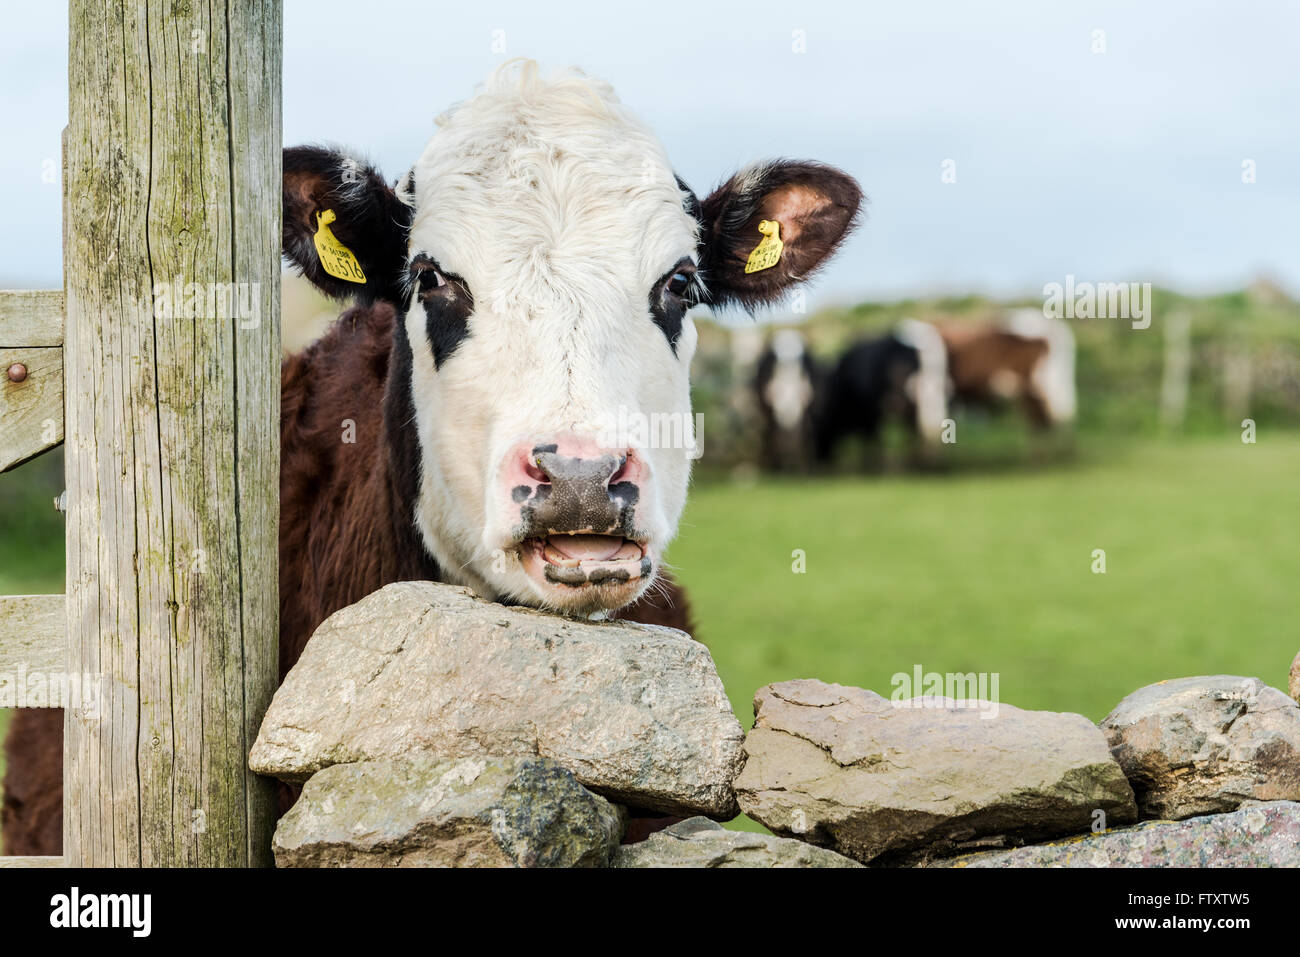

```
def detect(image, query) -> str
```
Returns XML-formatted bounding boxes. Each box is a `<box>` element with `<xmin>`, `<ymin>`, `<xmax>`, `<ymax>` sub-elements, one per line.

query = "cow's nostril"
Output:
<box><xmin>609</xmin><ymin>454</ymin><xmax>631</xmax><ymax>486</ymax></box>
<box><xmin>524</xmin><ymin>457</ymin><xmax>549</xmax><ymax>483</ymax></box>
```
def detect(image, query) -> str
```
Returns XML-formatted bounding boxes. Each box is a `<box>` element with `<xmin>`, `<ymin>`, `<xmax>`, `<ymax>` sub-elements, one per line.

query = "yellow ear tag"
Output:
<box><xmin>743</xmin><ymin>219</ymin><xmax>784</xmax><ymax>274</ymax></box>
<box><xmin>312</xmin><ymin>209</ymin><xmax>367</xmax><ymax>284</ymax></box>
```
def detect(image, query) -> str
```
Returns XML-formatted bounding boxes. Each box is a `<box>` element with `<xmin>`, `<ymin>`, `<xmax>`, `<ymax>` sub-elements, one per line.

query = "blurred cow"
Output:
<box><xmin>817</xmin><ymin>319</ymin><xmax>949</xmax><ymax>461</ymax></box>
<box><xmin>753</xmin><ymin>329</ymin><xmax>823</xmax><ymax>470</ymax></box>
<box><xmin>754</xmin><ymin>319</ymin><xmax>949</xmax><ymax>469</ymax></box>
<box><xmin>936</xmin><ymin>309</ymin><xmax>1076</xmax><ymax>428</ymax></box>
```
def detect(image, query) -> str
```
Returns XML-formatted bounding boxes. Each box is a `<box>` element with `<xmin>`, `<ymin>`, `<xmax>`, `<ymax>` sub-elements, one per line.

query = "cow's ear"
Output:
<box><xmin>697</xmin><ymin>161</ymin><xmax>861</xmax><ymax>311</ymax></box>
<box><xmin>282</xmin><ymin>146</ymin><xmax>413</xmax><ymax>305</ymax></box>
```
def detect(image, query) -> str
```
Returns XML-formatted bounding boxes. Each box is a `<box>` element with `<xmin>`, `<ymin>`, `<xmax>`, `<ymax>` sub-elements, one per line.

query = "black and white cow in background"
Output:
<box><xmin>753</xmin><ymin>329</ymin><xmax>824</xmax><ymax>471</ymax></box>
<box><xmin>754</xmin><ymin>319</ymin><xmax>949</xmax><ymax>469</ymax></box>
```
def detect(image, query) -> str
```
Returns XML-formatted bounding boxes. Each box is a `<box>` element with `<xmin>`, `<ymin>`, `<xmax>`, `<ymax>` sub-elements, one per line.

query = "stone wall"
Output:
<box><xmin>251</xmin><ymin>582</ymin><xmax>1300</xmax><ymax>868</ymax></box>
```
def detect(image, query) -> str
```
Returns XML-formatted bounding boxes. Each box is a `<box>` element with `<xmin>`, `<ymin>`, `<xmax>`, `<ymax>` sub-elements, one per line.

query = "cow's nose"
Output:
<box><xmin>532</xmin><ymin>448</ymin><xmax>628</xmax><ymax>492</ymax></box>
<box><xmin>504</xmin><ymin>436</ymin><xmax>644</xmax><ymax>537</ymax></box>
<box><xmin>528</xmin><ymin>448</ymin><xmax>636</xmax><ymax>532</ymax></box>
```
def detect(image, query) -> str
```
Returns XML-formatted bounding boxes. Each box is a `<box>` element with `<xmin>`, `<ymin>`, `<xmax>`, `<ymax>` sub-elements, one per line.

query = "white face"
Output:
<box><xmin>765</xmin><ymin>330</ymin><xmax>816</xmax><ymax>431</ymax></box>
<box><xmin>398</xmin><ymin>67</ymin><xmax>700</xmax><ymax>615</ymax></box>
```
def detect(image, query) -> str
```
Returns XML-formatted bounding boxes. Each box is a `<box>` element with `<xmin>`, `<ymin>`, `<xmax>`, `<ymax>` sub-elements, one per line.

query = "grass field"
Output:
<box><xmin>672</xmin><ymin>436</ymin><xmax>1300</xmax><ymax>729</ymax></box>
<box><xmin>2</xmin><ymin>436</ymin><xmax>1297</xmax><ymax>828</ymax></box>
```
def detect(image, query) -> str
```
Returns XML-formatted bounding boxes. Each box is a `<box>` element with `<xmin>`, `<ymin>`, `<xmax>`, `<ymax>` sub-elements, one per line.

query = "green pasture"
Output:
<box><xmin>673</xmin><ymin>436</ymin><xmax>1299</xmax><ymax>729</ymax></box>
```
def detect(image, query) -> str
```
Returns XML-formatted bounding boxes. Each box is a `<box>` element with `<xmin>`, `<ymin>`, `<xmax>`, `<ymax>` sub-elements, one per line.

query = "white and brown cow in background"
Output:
<box><xmin>937</xmin><ymin>309</ymin><xmax>1076</xmax><ymax>429</ymax></box>
<box><xmin>3</xmin><ymin>60</ymin><xmax>861</xmax><ymax>855</ymax></box>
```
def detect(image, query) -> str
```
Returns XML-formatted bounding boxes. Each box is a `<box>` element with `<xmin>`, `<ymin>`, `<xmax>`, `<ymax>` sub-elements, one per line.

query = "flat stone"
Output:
<box><xmin>250</xmin><ymin>581</ymin><xmax>744</xmax><ymax>817</ymax></box>
<box><xmin>1289</xmin><ymin>651</ymin><xmax>1299</xmax><ymax>703</ymax></box>
<box><xmin>1100</xmin><ymin>675</ymin><xmax>1300</xmax><ymax>819</ymax></box>
<box><xmin>734</xmin><ymin>679</ymin><xmax>1136</xmax><ymax>864</ymax></box>
<box><xmin>613</xmin><ymin>817</ymin><xmax>862</xmax><ymax>868</ymax></box>
<box><xmin>932</xmin><ymin>800</ymin><xmax>1300</xmax><ymax>867</ymax></box>
<box><xmin>273</xmin><ymin>755</ymin><xmax>625</xmax><ymax>867</ymax></box>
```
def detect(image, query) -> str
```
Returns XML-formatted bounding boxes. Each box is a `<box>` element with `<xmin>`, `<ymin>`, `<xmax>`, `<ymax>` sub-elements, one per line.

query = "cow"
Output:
<box><xmin>753</xmin><ymin>329</ymin><xmax>824</xmax><ymax>471</ymax></box>
<box><xmin>3</xmin><ymin>60</ymin><xmax>861</xmax><ymax>856</ymax></box>
<box><xmin>754</xmin><ymin>319</ymin><xmax>947</xmax><ymax>469</ymax></box>
<box><xmin>935</xmin><ymin>310</ymin><xmax>1076</xmax><ymax>429</ymax></box>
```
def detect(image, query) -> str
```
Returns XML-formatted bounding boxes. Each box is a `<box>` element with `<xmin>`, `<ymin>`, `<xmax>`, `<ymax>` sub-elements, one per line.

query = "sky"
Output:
<box><xmin>1</xmin><ymin>0</ymin><xmax>1297</xmax><ymax>314</ymax></box>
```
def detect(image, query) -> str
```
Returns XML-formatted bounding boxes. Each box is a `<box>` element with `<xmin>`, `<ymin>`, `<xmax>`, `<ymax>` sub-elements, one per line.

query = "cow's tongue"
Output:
<box><xmin>545</xmin><ymin>534</ymin><xmax>630</xmax><ymax>563</ymax></box>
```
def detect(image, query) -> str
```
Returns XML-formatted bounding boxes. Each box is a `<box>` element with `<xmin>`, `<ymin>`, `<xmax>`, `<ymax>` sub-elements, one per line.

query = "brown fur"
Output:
<box><xmin>937</xmin><ymin>323</ymin><xmax>1053</xmax><ymax>427</ymax></box>
<box><xmin>1</xmin><ymin>708</ymin><xmax>63</xmax><ymax>856</ymax></box>
<box><xmin>4</xmin><ymin>301</ymin><xmax>693</xmax><ymax>857</ymax></box>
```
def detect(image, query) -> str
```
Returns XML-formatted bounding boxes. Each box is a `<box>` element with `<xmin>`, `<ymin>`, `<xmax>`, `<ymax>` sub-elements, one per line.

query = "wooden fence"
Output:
<box><xmin>1</xmin><ymin>0</ymin><xmax>282</xmax><ymax>867</ymax></box>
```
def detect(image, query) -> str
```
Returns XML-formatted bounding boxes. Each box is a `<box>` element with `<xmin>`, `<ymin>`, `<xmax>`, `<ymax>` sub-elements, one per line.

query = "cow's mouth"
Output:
<box><xmin>520</xmin><ymin>533</ymin><xmax>652</xmax><ymax>589</ymax></box>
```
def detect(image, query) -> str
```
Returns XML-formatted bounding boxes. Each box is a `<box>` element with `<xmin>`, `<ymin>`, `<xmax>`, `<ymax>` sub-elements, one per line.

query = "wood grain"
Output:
<box><xmin>63</xmin><ymin>0</ymin><xmax>282</xmax><ymax>867</ymax></box>
<box><xmin>0</xmin><ymin>856</ymin><xmax>65</xmax><ymax>868</ymax></box>
<box><xmin>0</xmin><ymin>290</ymin><xmax>64</xmax><ymax>347</ymax></box>
<box><xmin>0</xmin><ymin>595</ymin><xmax>65</xmax><ymax>683</ymax></box>
<box><xmin>0</xmin><ymin>346</ymin><xmax>64</xmax><ymax>473</ymax></box>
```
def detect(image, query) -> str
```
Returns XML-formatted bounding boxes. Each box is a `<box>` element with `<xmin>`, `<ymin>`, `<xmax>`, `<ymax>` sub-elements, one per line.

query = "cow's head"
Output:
<box><xmin>282</xmin><ymin>61</ymin><xmax>861</xmax><ymax>616</ymax></box>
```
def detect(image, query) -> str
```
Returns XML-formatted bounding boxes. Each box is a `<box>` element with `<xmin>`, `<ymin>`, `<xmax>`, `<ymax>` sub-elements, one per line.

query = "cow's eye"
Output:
<box><xmin>651</xmin><ymin>261</ymin><xmax>695</xmax><ymax>353</ymax></box>
<box><xmin>411</xmin><ymin>255</ymin><xmax>451</xmax><ymax>299</ymax></box>
<box><xmin>418</xmin><ymin>268</ymin><xmax>447</xmax><ymax>291</ymax></box>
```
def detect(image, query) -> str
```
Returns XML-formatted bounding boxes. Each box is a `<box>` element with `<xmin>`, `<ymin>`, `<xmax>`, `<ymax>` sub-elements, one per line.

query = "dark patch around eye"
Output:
<box><xmin>649</xmin><ymin>260</ymin><xmax>696</xmax><ymax>354</ymax></box>
<box><xmin>410</xmin><ymin>253</ymin><xmax>474</xmax><ymax>369</ymax></box>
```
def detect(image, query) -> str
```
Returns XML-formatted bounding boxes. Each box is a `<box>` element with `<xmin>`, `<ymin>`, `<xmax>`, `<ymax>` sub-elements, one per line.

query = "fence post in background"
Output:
<box><xmin>1159</xmin><ymin>311</ymin><xmax>1191</xmax><ymax>432</ymax></box>
<box><xmin>63</xmin><ymin>0</ymin><xmax>282</xmax><ymax>866</ymax></box>
<box><xmin>1222</xmin><ymin>350</ymin><xmax>1255</xmax><ymax>424</ymax></box>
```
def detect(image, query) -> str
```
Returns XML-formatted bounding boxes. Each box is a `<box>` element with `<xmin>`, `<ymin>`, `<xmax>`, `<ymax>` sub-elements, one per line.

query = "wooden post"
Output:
<box><xmin>1158</xmin><ymin>311</ymin><xmax>1191</xmax><ymax>432</ymax></box>
<box><xmin>1222</xmin><ymin>350</ymin><xmax>1254</xmax><ymax>423</ymax></box>
<box><xmin>63</xmin><ymin>0</ymin><xmax>281</xmax><ymax>866</ymax></box>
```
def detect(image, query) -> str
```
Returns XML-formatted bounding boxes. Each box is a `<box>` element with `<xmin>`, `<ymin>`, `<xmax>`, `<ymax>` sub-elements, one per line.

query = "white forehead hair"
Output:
<box><xmin>406</xmin><ymin>60</ymin><xmax>698</xmax><ymax>312</ymax></box>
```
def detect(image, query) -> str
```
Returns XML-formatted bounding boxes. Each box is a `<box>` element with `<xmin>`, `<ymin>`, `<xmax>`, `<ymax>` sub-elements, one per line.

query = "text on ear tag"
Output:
<box><xmin>744</xmin><ymin>219</ymin><xmax>784</xmax><ymax>274</ymax></box>
<box><xmin>313</xmin><ymin>209</ymin><xmax>367</xmax><ymax>284</ymax></box>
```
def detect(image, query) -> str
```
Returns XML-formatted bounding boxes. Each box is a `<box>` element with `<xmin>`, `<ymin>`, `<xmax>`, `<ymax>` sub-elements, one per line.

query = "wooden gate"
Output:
<box><xmin>0</xmin><ymin>0</ymin><xmax>282</xmax><ymax>867</ymax></box>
